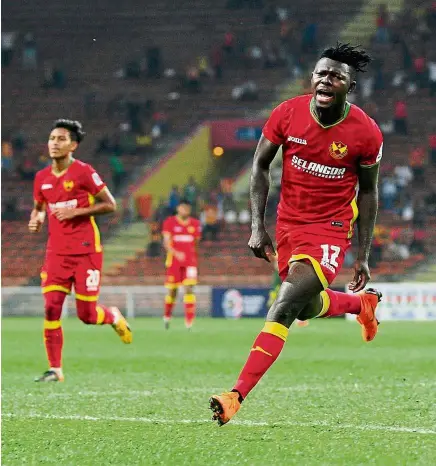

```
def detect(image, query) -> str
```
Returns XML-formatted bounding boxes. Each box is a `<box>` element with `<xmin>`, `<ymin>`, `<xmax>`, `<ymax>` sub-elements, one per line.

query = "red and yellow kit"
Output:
<box><xmin>33</xmin><ymin>160</ymin><xmax>107</xmax><ymax>299</ymax></box>
<box><xmin>263</xmin><ymin>94</ymin><xmax>383</xmax><ymax>287</ymax></box>
<box><xmin>162</xmin><ymin>216</ymin><xmax>202</xmax><ymax>288</ymax></box>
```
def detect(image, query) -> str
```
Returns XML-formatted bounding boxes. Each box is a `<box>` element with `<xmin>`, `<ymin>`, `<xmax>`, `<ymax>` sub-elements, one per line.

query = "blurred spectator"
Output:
<box><xmin>153</xmin><ymin>197</ymin><xmax>169</xmax><ymax>224</ymax></box>
<box><xmin>183</xmin><ymin>176</ymin><xmax>199</xmax><ymax>213</ymax></box>
<box><xmin>185</xmin><ymin>66</ymin><xmax>201</xmax><ymax>93</ymax></box>
<box><xmin>127</xmin><ymin>98</ymin><xmax>142</xmax><ymax>133</ymax></box>
<box><xmin>375</xmin><ymin>4</ymin><xmax>389</xmax><ymax>43</ymax></box>
<box><xmin>381</xmin><ymin>176</ymin><xmax>398</xmax><ymax>211</ymax></box>
<box><xmin>263</xmin><ymin>41</ymin><xmax>279</xmax><ymax>68</ymax></box>
<box><xmin>38</xmin><ymin>154</ymin><xmax>50</xmax><ymax>170</ymax></box>
<box><xmin>232</xmin><ymin>80</ymin><xmax>258</xmax><ymax>101</ymax></box>
<box><xmin>1</xmin><ymin>31</ymin><xmax>16</xmax><ymax>67</ymax></box>
<box><xmin>1</xmin><ymin>140</ymin><xmax>13</xmax><ymax>173</ymax></box>
<box><xmin>197</xmin><ymin>56</ymin><xmax>213</xmax><ymax>77</ymax></box>
<box><xmin>22</xmin><ymin>33</ymin><xmax>37</xmax><ymax>70</ymax></box>
<box><xmin>360</xmin><ymin>71</ymin><xmax>375</xmax><ymax>100</ymax></box>
<box><xmin>110</xmin><ymin>154</ymin><xmax>126</xmax><ymax>193</ymax></box>
<box><xmin>394</xmin><ymin>164</ymin><xmax>413</xmax><ymax>190</ymax></box>
<box><xmin>301</xmin><ymin>21</ymin><xmax>318</xmax><ymax>54</ymax></box>
<box><xmin>201</xmin><ymin>204</ymin><xmax>219</xmax><ymax>241</ymax></box>
<box><xmin>222</xmin><ymin>31</ymin><xmax>235</xmax><ymax>55</ymax></box>
<box><xmin>263</xmin><ymin>4</ymin><xmax>277</xmax><ymax>24</ymax></box>
<box><xmin>168</xmin><ymin>185</ymin><xmax>180</xmax><ymax>214</ymax></box>
<box><xmin>411</xmin><ymin>229</ymin><xmax>426</xmax><ymax>255</ymax></box>
<box><xmin>429</xmin><ymin>134</ymin><xmax>436</xmax><ymax>165</ymax></box>
<box><xmin>413</xmin><ymin>198</ymin><xmax>427</xmax><ymax>228</ymax></box>
<box><xmin>238</xmin><ymin>208</ymin><xmax>251</xmax><ymax>224</ymax></box>
<box><xmin>17</xmin><ymin>159</ymin><xmax>36</xmax><ymax>181</ymax></box>
<box><xmin>401</xmin><ymin>201</ymin><xmax>414</xmax><ymax>222</ymax></box>
<box><xmin>429</xmin><ymin>55</ymin><xmax>436</xmax><ymax>96</ymax></box>
<box><xmin>11</xmin><ymin>129</ymin><xmax>27</xmax><ymax>153</ymax></box>
<box><xmin>211</xmin><ymin>44</ymin><xmax>223</xmax><ymax>79</ymax></box>
<box><xmin>224</xmin><ymin>209</ymin><xmax>237</xmax><ymax>224</ymax></box>
<box><xmin>146</xmin><ymin>221</ymin><xmax>162</xmax><ymax>257</ymax></box>
<box><xmin>413</xmin><ymin>52</ymin><xmax>427</xmax><ymax>89</ymax></box>
<box><xmin>152</xmin><ymin>111</ymin><xmax>169</xmax><ymax>135</ymax></box>
<box><xmin>146</xmin><ymin>47</ymin><xmax>162</xmax><ymax>78</ymax></box>
<box><xmin>393</xmin><ymin>99</ymin><xmax>408</xmax><ymax>135</ymax></box>
<box><xmin>425</xmin><ymin>188</ymin><xmax>436</xmax><ymax>215</ymax></box>
<box><xmin>409</xmin><ymin>146</ymin><xmax>426</xmax><ymax>182</ymax></box>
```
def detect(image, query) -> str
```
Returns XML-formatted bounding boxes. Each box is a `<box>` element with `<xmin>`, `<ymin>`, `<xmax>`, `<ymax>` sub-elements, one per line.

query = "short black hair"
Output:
<box><xmin>178</xmin><ymin>198</ymin><xmax>191</xmax><ymax>206</ymax></box>
<box><xmin>52</xmin><ymin>119</ymin><xmax>85</xmax><ymax>143</ymax></box>
<box><xmin>319</xmin><ymin>42</ymin><xmax>372</xmax><ymax>73</ymax></box>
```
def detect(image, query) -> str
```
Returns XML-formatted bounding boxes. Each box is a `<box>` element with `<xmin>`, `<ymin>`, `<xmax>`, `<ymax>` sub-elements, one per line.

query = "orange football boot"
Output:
<box><xmin>356</xmin><ymin>288</ymin><xmax>382</xmax><ymax>342</ymax></box>
<box><xmin>111</xmin><ymin>307</ymin><xmax>133</xmax><ymax>344</ymax></box>
<box><xmin>209</xmin><ymin>392</ymin><xmax>241</xmax><ymax>426</ymax></box>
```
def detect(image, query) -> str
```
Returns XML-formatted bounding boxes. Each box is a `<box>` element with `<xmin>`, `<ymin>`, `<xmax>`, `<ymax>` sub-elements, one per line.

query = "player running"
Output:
<box><xmin>162</xmin><ymin>199</ymin><xmax>201</xmax><ymax>330</ymax></box>
<box><xmin>29</xmin><ymin>119</ymin><xmax>132</xmax><ymax>383</ymax></box>
<box><xmin>210</xmin><ymin>43</ymin><xmax>383</xmax><ymax>425</ymax></box>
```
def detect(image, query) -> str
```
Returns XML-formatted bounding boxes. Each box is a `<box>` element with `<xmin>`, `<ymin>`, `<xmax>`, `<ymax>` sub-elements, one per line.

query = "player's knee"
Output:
<box><xmin>76</xmin><ymin>300</ymin><xmax>96</xmax><ymax>324</ymax></box>
<box><xmin>44</xmin><ymin>291</ymin><xmax>66</xmax><ymax>321</ymax></box>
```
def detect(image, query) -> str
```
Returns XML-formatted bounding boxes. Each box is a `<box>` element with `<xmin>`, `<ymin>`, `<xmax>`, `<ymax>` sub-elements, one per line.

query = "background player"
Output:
<box><xmin>29</xmin><ymin>119</ymin><xmax>132</xmax><ymax>383</ymax></box>
<box><xmin>210</xmin><ymin>43</ymin><xmax>383</xmax><ymax>425</ymax></box>
<box><xmin>162</xmin><ymin>199</ymin><xmax>201</xmax><ymax>329</ymax></box>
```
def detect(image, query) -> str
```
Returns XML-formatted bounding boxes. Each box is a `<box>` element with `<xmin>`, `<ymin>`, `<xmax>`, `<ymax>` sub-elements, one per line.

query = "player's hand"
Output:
<box><xmin>348</xmin><ymin>259</ymin><xmax>371</xmax><ymax>292</ymax></box>
<box><xmin>28</xmin><ymin>218</ymin><xmax>43</xmax><ymax>233</ymax></box>
<box><xmin>174</xmin><ymin>250</ymin><xmax>186</xmax><ymax>261</ymax></box>
<box><xmin>52</xmin><ymin>208</ymin><xmax>78</xmax><ymax>221</ymax></box>
<box><xmin>248</xmin><ymin>227</ymin><xmax>276</xmax><ymax>262</ymax></box>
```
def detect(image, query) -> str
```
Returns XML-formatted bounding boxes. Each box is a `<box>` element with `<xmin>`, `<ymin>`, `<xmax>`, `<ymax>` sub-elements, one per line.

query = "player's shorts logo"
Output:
<box><xmin>63</xmin><ymin>180</ymin><xmax>75</xmax><ymax>191</ymax></box>
<box><xmin>329</xmin><ymin>141</ymin><xmax>348</xmax><ymax>160</ymax></box>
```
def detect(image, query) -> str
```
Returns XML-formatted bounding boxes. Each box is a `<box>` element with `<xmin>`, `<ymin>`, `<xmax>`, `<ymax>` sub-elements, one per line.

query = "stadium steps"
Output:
<box><xmin>103</xmin><ymin>222</ymin><xmax>150</xmax><ymax>275</ymax></box>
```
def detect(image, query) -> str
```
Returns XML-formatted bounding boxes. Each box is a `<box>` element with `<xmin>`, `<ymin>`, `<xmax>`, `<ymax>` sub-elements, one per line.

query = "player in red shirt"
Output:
<box><xmin>28</xmin><ymin>119</ymin><xmax>132</xmax><ymax>383</ymax></box>
<box><xmin>210</xmin><ymin>43</ymin><xmax>384</xmax><ymax>424</ymax></box>
<box><xmin>162</xmin><ymin>199</ymin><xmax>201</xmax><ymax>329</ymax></box>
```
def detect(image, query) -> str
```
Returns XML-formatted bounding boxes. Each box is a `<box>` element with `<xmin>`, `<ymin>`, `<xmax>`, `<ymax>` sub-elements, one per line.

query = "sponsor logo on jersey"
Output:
<box><xmin>287</xmin><ymin>136</ymin><xmax>307</xmax><ymax>145</ymax></box>
<box><xmin>41</xmin><ymin>184</ymin><xmax>53</xmax><ymax>190</ymax></box>
<box><xmin>291</xmin><ymin>155</ymin><xmax>346</xmax><ymax>179</ymax></box>
<box><xmin>63</xmin><ymin>180</ymin><xmax>74</xmax><ymax>191</ymax></box>
<box><xmin>173</xmin><ymin>234</ymin><xmax>194</xmax><ymax>242</ymax></box>
<box><xmin>174</xmin><ymin>226</ymin><xmax>183</xmax><ymax>232</ymax></box>
<box><xmin>329</xmin><ymin>141</ymin><xmax>348</xmax><ymax>160</ymax></box>
<box><xmin>48</xmin><ymin>199</ymin><xmax>78</xmax><ymax>210</ymax></box>
<box><xmin>321</xmin><ymin>260</ymin><xmax>336</xmax><ymax>273</ymax></box>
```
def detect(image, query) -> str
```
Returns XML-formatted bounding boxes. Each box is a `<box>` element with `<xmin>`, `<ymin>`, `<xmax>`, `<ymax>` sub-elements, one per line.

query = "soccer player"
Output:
<box><xmin>210</xmin><ymin>43</ymin><xmax>383</xmax><ymax>425</ymax></box>
<box><xmin>29</xmin><ymin>119</ymin><xmax>132</xmax><ymax>383</ymax></box>
<box><xmin>162</xmin><ymin>199</ymin><xmax>201</xmax><ymax>330</ymax></box>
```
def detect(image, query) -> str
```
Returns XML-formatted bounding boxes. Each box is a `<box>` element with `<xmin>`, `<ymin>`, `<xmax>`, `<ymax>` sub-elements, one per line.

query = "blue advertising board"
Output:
<box><xmin>212</xmin><ymin>288</ymin><xmax>270</xmax><ymax>318</ymax></box>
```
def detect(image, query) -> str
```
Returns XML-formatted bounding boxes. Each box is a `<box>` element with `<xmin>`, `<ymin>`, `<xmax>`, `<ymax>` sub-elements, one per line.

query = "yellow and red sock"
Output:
<box><xmin>183</xmin><ymin>293</ymin><xmax>196</xmax><ymax>328</ymax></box>
<box><xmin>76</xmin><ymin>299</ymin><xmax>115</xmax><ymax>325</ymax></box>
<box><xmin>317</xmin><ymin>289</ymin><xmax>361</xmax><ymax>318</ymax></box>
<box><xmin>164</xmin><ymin>295</ymin><xmax>176</xmax><ymax>321</ymax></box>
<box><xmin>43</xmin><ymin>290</ymin><xmax>66</xmax><ymax>368</ymax></box>
<box><xmin>233</xmin><ymin>322</ymin><xmax>288</xmax><ymax>400</ymax></box>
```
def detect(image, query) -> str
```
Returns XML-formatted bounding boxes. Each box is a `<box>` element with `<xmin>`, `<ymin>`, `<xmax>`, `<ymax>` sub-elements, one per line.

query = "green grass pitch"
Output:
<box><xmin>2</xmin><ymin>317</ymin><xmax>436</xmax><ymax>465</ymax></box>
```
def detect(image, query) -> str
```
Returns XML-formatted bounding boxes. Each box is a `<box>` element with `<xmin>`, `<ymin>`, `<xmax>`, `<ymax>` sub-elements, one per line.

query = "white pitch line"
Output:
<box><xmin>3</xmin><ymin>413</ymin><xmax>435</xmax><ymax>435</ymax></box>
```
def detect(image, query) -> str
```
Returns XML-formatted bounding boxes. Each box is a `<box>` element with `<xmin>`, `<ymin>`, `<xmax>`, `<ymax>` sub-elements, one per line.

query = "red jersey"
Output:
<box><xmin>33</xmin><ymin>159</ymin><xmax>106</xmax><ymax>255</ymax></box>
<box><xmin>162</xmin><ymin>216</ymin><xmax>201</xmax><ymax>267</ymax></box>
<box><xmin>263</xmin><ymin>94</ymin><xmax>383</xmax><ymax>238</ymax></box>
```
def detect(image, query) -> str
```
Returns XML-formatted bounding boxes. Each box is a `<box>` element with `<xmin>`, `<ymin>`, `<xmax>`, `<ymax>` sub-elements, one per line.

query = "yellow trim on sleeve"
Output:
<box><xmin>262</xmin><ymin>321</ymin><xmax>289</xmax><ymax>341</ymax></box>
<box><xmin>348</xmin><ymin>198</ymin><xmax>359</xmax><ymax>239</ymax></box>
<box><xmin>88</xmin><ymin>194</ymin><xmax>102</xmax><ymax>253</ymax></box>
<box><xmin>289</xmin><ymin>254</ymin><xmax>329</xmax><ymax>289</ymax></box>
<box><xmin>42</xmin><ymin>285</ymin><xmax>71</xmax><ymax>295</ymax></box>
<box><xmin>44</xmin><ymin>319</ymin><xmax>62</xmax><ymax>330</ymax></box>
<box><xmin>75</xmin><ymin>293</ymin><xmax>99</xmax><ymax>302</ymax></box>
<box><xmin>316</xmin><ymin>290</ymin><xmax>331</xmax><ymax>317</ymax></box>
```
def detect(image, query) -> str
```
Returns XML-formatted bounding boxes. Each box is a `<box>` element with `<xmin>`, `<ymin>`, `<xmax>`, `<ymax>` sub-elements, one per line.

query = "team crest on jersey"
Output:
<box><xmin>329</xmin><ymin>141</ymin><xmax>348</xmax><ymax>160</ymax></box>
<box><xmin>63</xmin><ymin>180</ymin><xmax>74</xmax><ymax>191</ymax></box>
<box><xmin>187</xmin><ymin>226</ymin><xmax>195</xmax><ymax>234</ymax></box>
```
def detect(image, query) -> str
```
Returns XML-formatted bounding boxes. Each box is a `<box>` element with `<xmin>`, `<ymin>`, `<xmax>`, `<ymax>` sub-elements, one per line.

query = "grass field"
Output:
<box><xmin>2</xmin><ymin>317</ymin><xmax>436</xmax><ymax>465</ymax></box>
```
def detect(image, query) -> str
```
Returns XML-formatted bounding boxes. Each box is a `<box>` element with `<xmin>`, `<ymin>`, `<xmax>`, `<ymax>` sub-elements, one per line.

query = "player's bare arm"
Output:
<box><xmin>28</xmin><ymin>201</ymin><xmax>46</xmax><ymax>233</ymax></box>
<box><xmin>248</xmin><ymin>134</ymin><xmax>279</xmax><ymax>262</ymax></box>
<box><xmin>349</xmin><ymin>164</ymin><xmax>380</xmax><ymax>292</ymax></box>
<box><xmin>52</xmin><ymin>186</ymin><xmax>117</xmax><ymax>222</ymax></box>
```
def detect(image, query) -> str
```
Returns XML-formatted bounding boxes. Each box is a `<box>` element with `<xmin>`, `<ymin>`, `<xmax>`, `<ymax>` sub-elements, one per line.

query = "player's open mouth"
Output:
<box><xmin>316</xmin><ymin>90</ymin><xmax>335</xmax><ymax>104</ymax></box>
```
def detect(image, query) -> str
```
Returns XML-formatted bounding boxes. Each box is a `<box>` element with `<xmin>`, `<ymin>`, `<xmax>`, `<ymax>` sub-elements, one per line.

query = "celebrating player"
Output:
<box><xmin>162</xmin><ymin>199</ymin><xmax>201</xmax><ymax>330</ymax></box>
<box><xmin>210</xmin><ymin>43</ymin><xmax>383</xmax><ymax>424</ymax></box>
<box><xmin>29</xmin><ymin>119</ymin><xmax>132</xmax><ymax>383</ymax></box>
